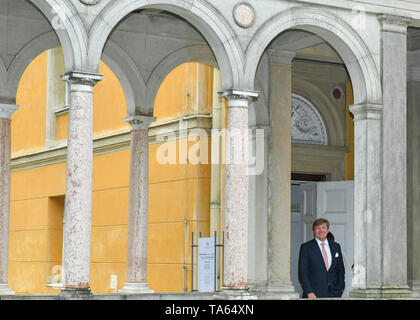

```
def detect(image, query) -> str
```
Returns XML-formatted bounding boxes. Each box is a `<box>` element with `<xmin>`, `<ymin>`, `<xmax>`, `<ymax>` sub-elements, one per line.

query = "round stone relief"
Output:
<box><xmin>233</xmin><ymin>2</ymin><xmax>255</xmax><ymax>28</ymax></box>
<box><xmin>291</xmin><ymin>94</ymin><xmax>328</xmax><ymax>145</ymax></box>
<box><xmin>80</xmin><ymin>0</ymin><xmax>100</xmax><ymax>5</ymax></box>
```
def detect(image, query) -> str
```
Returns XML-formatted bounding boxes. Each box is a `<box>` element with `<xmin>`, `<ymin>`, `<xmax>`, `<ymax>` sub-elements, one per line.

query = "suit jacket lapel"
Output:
<box><xmin>312</xmin><ymin>239</ymin><xmax>328</xmax><ymax>271</ymax></box>
<box><xmin>329</xmin><ymin>242</ymin><xmax>337</xmax><ymax>271</ymax></box>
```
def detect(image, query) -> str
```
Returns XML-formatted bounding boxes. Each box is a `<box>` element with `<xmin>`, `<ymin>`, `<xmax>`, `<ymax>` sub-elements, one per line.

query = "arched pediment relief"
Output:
<box><xmin>292</xmin><ymin>93</ymin><xmax>328</xmax><ymax>146</ymax></box>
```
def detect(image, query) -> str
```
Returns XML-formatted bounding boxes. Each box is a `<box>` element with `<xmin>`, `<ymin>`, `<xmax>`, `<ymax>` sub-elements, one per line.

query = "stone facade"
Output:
<box><xmin>0</xmin><ymin>0</ymin><xmax>420</xmax><ymax>299</ymax></box>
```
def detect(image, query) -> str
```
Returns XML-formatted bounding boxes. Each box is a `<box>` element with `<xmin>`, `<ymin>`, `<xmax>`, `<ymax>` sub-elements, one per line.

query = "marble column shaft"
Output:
<box><xmin>0</xmin><ymin>103</ymin><xmax>18</xmax><ymax>295</ymax></box>
<box><xmin>61</xmin><ymin>72</ymin><xmax>102</xmax><ymax>291</ymax></box>
<box><xmin>220</xmin><ymin>89</ymin><xmax>257</xmax><ymax>289</ymax></box>
<box><xmin>379</xmin><ymin>14</ymin><xmax>411</xmax><ymax>292</ymax></box>
<box><xmin>120</xmin><ymin>115</ymin><xmax>155</xmax><ymax>294</ymax></box>
<box><xmin>267</xmin><ymin>50</ymin><xmax>297</xmax><ymax>292</ymax></box>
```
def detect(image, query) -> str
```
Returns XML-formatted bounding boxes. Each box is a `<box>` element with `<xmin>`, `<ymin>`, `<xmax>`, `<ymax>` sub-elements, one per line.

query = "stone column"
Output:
<box><xmin>219</xmin><ymin>89</ymin><xmax>257</xmax><ymax>292</ymax></box>
<box><xmin>119</xmin><ymin>115</ymin><xmax>155</xmax><ymax>294</ymax></box>
<box><xmin>0</xmin><ymin>103</ymin><xmax>18</xmax><ymax>295</ymax></box>
<box><xmin>266</xmin><ymin>50</ymin><xmax>298</xmax><ymax>298</ymax></box>
<box><xmin>407</xmin><ymin>66</ymin><xmax>420</xmax><ymax>296</ymax></box>
<box><xmin>60</xmin><ymin>72</ymin><xmax>102</xmax><ymax>297</ymax></box>
<box><xmin>349</xmin><ymin>104</ymin><xmax>383</xmax><ymax>298</ymax></box>
<box><xmin>378</xmin><ymin>14</ymin><xmax>411</xmax><ymax>298</ymax></box>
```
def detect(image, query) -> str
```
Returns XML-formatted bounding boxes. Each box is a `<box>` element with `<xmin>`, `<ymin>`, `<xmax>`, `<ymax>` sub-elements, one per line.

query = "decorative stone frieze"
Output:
<box><xmin>291</xmin><ymin>94</ymin><xmax>327</xmax><ymax>146</ymax></box>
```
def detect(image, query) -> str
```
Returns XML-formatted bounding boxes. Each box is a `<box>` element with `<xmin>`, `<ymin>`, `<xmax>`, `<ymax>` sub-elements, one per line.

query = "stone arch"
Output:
<box><xmin>0</xmin><ymin>56</ymin><xmax>7</xmax><ymax>101</ymax></box>
<box><xmin>250</xmin><ymin>78</ymin><xmax>269</xmax><ymax>128</ymax></box>
<box><xmin>88</xmin><ymin>0</ymin><xmax>243</xmax><ymax>93</ymax></box>
<box><xmin>28</xmin><ymin>0</ymin><xmax>89</xmax><ymax>72</ymax></box>
<box><xmin>144</xmin><ymin>45</ymin><xmax>217</xmax><ymax>115</ymax></box>
<box><xmin>5</xmin><ymin>32</ymin><xmax>60</xmax><ymax>100</ymax></box>
<box><xmin>245</xmin><ymin>6</ymin><xmax>382</xmax><ymax>105</ymax></box>
<box><xmin>102</xmin><ymin>40</ymin><xmax>147</xmax><ymax>116</ymax></box>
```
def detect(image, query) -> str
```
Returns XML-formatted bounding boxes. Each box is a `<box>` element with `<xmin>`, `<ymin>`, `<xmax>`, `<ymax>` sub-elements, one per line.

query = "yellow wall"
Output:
<box><xmin>12</xmin><ymin>52</ymin><xmax>47</xmax><ymax>156</ymax></box>
<box><xmin>345</xmin><ymin>82</ymin><xmax>355</xmax><ymax>180</ymax></box>
<box><xmin>9</xmin><ymin>49</ymin><xmax>213</xmax><ymax>294</ymax></box>
<box><xmin>154</xmin><ymin>63</ymin><xmax>213</xmax><ymax>123</ymax></box>
<box><xmin>56</xmin><ymin>60</ymin><xmax>130</xmax><ymax>141</ymax></box>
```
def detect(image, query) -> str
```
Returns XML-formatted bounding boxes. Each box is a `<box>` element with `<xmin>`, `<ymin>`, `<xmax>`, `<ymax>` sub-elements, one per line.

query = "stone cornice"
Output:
<box><xmin>349</xmin><ymin>104</ymin><xmax>383</xmax><ymax>120</ymax></box>
<box><xmin>378</xmin><ymin>14</ymin><xmax>412</xmax><ymax>34</ymax></box>
<box><xmin>218</xmin><ymin>89</ymin><xmax>259</xmax><ymax>101</ymax></box>
<box><xmin>0</xmin><ymin>104</ymin><xmax>19</xmax><ymax>119</ymax></box>
<box><xmin>267</xmin><ymin>49</ymin><xmax>296</xmax><ymax>66</ymax></box>
<box><xmin>62</xmin><ymin>72</ymin><xmax>103</xmax><ymax>87</ymax></box>
<box><xmin>11</xmin><ymin>115</ymin><xmax>213</xmax><ymax>172</ymax></box>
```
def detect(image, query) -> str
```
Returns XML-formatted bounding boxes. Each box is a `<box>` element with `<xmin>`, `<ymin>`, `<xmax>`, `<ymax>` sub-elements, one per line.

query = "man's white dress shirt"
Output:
<box><xmin>315</xmin><ymin>237</ymin><xmax>332</xmax><ymax>269</ymax></box>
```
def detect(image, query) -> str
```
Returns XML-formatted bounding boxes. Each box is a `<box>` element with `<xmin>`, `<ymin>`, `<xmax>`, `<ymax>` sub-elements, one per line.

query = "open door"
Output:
<box><xmin>316</xmin><ymin>181</ymin><xmax>354</xmax><ymax>298</ymax></box>
<box><xmin>300</xmin><ymin>182</ymin><xmax>317</xmax><ymax>243</ymax></box>
<box><xmin>291</xmin><ymin>180</ymin><xmax>354</xmax><ymax>298</ymax></box>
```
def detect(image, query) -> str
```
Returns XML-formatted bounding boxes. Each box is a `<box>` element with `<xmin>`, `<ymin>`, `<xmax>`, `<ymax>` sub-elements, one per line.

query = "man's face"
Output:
<box><xmin>313</xmin><ymin>223</ymin><xmax>329</xmax><ymax>242</ymax></box>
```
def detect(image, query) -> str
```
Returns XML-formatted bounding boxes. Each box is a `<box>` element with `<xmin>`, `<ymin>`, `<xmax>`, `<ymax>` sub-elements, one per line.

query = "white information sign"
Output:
<box><xmin>197</xmin><ymin>237</ymin><xmax>216</xmax><ymax>292</ymax></box>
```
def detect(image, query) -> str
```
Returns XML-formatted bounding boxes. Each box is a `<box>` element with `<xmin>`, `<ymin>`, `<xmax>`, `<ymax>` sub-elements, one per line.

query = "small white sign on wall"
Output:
<box><xmin>197</xmin><ymin>237</ymin><xmax>216</xmax><ymax>292</ymax></box>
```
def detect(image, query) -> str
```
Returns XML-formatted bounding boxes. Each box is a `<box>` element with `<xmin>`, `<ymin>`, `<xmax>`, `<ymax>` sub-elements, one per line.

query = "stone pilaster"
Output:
<box><xmin>219</xmin><ymin>89</ymin><xmax>257</xmax><ymax>292</ymax></box>
<box><xmin>119</xmin><ymin>115</ymin><xmax>155</xmax><ymax>294</ymax></box>
<box><xmin>379</xmin><ymin>14</ymin><xmax>411</xmax><ymax>298</ymax></box>
<box><xmin>407</xmin><ymin>66</ymin><xmax>420</xmax><ymax>297</ymax></box>
<box><xmin>0</xmin><ymin>103</ymin><xmax>18</xmax><ymax>296</ymax></box>
<box><xmin>60</xmin><ymin>72</ymin><xmax>102</xmax><ymax>297</ymax></box>
<box><xmin>349</xmin><ymin>104</ymin><xmax>383</xmax><ymax>298</ymax></box>
<box><xmin>351</xmin><ymin>14</ymin><xmax>412</xmax><ymax>298</ymax></box>
<box><xmin>265</xmin><ymin>50</ymin><xmax>299</xmax><ymax>298</ymax></box>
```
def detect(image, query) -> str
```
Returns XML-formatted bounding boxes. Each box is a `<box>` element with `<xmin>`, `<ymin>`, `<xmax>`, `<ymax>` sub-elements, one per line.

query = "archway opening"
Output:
<box><xmin>250</xmin><ymin>26</ymin><xmax>359</xmax><ymax>297</ymax></box>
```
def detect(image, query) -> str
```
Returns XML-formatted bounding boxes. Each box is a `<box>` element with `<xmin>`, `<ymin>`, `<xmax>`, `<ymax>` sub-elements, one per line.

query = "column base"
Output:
<box><xmin>0</xmin><ymin>284</ymin><xmax>15</xmax><ymax>295</ymax></box>
<box><xmin>350</xmin><ymin>286</ymin><xmax>412</xmax><ymax>299</ymax></box>
<box><xmin>118</xmin><ymin>282</ymin><xmax>154</xmax><ymax>294</ymax></box>
<box><xmin>258</xmin><ymin>284</ymin><xmax>300</xmax><ymax>299</ymax></box>
<box><xmin>214</xmin><ymin>287</ymin><xmax>258</xmax><ymax>300</ymax></box>
<box><xmin>410</xmin><ymin>283</ymin><xmax>420</xmax><ymax>298</ymax></box>
<box><xmin>60</xmin><ymin>288</ymin><xmax>92</xmax><ymax>299</ymax></box>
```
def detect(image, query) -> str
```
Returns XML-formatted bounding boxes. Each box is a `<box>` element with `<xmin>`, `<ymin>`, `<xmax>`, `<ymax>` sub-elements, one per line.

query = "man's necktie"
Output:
<box><xmin>321</xmin><ymin>242</ymin><xmax>329</xmax><ymax>271</ymax></box>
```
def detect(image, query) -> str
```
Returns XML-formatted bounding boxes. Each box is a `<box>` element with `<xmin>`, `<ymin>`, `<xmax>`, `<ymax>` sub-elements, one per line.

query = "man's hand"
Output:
<box><xmin>308</xmin><ymin>292</ymin><xmax>317</xmax><ymax>299</ymax></box>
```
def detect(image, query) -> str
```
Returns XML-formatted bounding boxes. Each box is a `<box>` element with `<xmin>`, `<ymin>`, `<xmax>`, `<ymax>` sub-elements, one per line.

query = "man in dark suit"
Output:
<box><xmin>298</xmin><ymin>218</ymin><xmax>345</xmax><ymax>298</ymax></box>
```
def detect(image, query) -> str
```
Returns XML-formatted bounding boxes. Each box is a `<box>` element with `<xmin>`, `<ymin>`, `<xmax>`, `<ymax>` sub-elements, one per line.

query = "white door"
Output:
<box><xmin>316</xmin><ymin>181</ymin><xmax>354</xmax><ymax>298</ymax></box>
<box><xmin>300</xmin><ymin>182</ymin><xmax>317</xmax><ymax>243</ymax></box>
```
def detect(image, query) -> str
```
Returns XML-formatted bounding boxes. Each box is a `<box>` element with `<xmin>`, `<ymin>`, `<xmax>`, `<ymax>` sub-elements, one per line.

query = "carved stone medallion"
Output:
<box><xmin>291</xmin><ymin>94</ymin><xmax>328</xmax><ymax>145</ymax></box>
<box><xmin>233</xmin><ymin>2</ymin><xmax>255</xmax><ymax>28</ymax></box>
<box><xmin>80</xmin><ymin>0</ymin><xmax>100</xmax><ymax>5</ymax></box>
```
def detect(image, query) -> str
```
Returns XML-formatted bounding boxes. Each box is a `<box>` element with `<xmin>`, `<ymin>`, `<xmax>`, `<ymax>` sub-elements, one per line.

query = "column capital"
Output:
<box><xmin>350</xmin><ymin>104</ymin><xmax>383</xmax><ymax>120</ymax></box>
<box><xmin>0</xmin><ymin>103</ymin><xmax>19</xmax><ymax>119</ymax></box>
<box><xmin>267</xmin><ymin>49</ymin><xmax>296</xmax><ymax>66</ymax></box>
<box><xmin>62</xmin><ymin>71</ymin><xmax>103</xmax><ymax>87</ymax></box>
<box><xmin>378</xmin><ymin>14</ymin><xmax>412</xmax><ymax>33</ymax></box>
<box><xmin>124</xmin><ymin>115</ymin><xmax>156</xmax><ymax>130</ymax></box>
<box><xmin>218</xmin><ymin>89</ymin><xmax>259</xmax><ymax>103</ymax></box>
